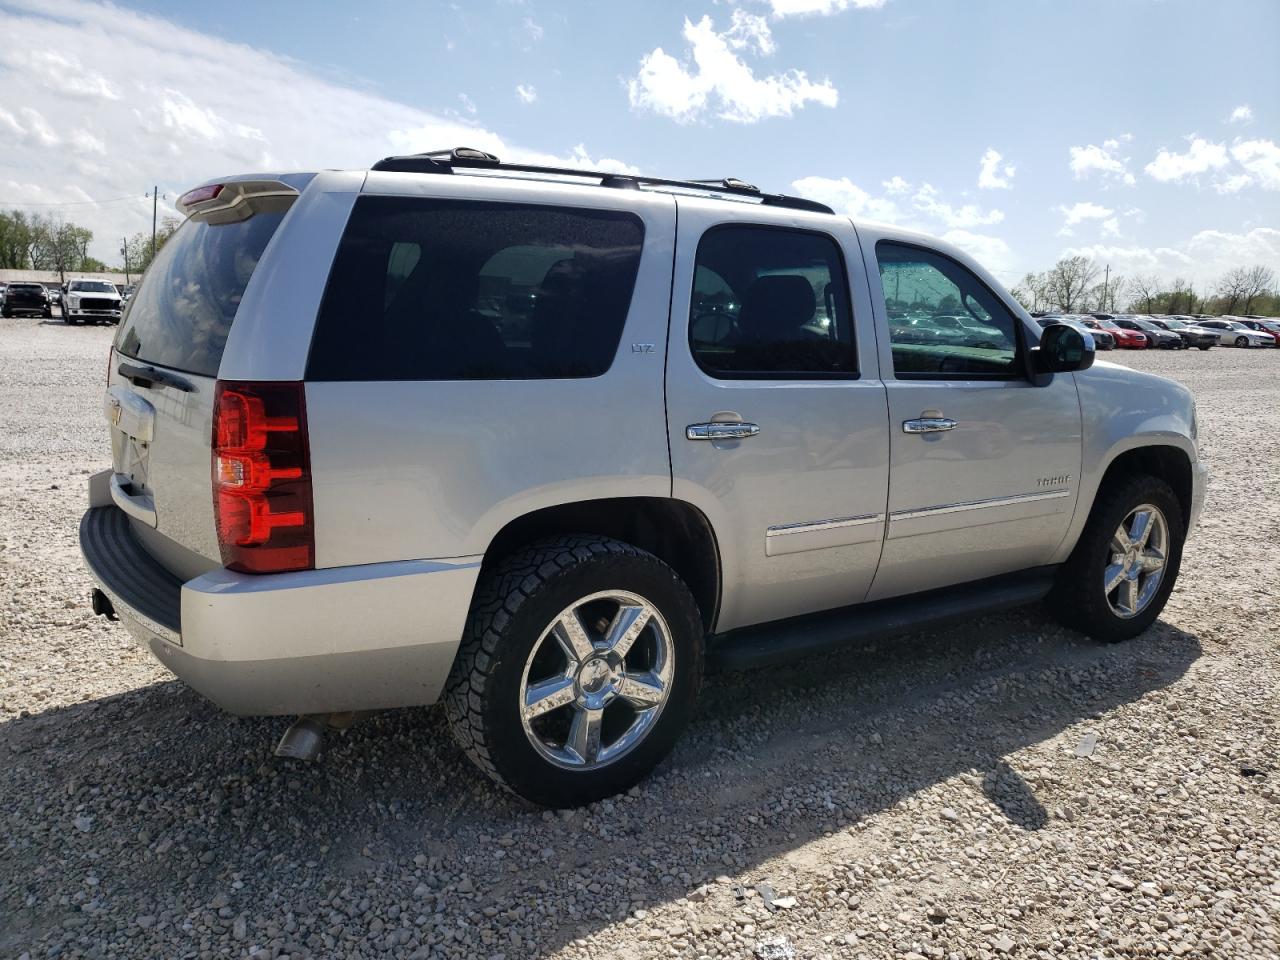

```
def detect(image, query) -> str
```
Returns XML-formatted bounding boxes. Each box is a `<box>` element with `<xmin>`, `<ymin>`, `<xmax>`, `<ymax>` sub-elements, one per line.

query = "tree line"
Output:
<box><xmin>1012</xmin><ymin>256</ymin><xmax>1279</xmax><ymax>317</ymax></box>
<box><xmin>0</xmin><ymin>209</ymin><xmax>181</xmax><ymax>283</ymax></box>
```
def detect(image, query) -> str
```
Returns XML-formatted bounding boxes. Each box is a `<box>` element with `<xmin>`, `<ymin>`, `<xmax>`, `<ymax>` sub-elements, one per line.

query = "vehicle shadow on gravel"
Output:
<box><xmin>1</xmin><ymin>608</ymin><xmax>1201</xmax><ymax>957</ymax></box>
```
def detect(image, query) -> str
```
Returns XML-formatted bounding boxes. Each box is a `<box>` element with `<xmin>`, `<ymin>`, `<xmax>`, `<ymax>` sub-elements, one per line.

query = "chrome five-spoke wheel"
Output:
<box><xmin>520</xmin><ymin>590</ymin><xmax>674</xmax><ymax>770</ymax></box>
<box><xmin>1104</xmin><ymin>503</ymin><xmax>1168</xmax><ymax>619</ymax></box>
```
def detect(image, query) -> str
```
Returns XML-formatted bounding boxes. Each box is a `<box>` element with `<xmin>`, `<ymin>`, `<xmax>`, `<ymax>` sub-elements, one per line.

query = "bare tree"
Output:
<box><xmin>1011</xmin><ymin>271</ymin><xmax>1050</xmax><ymax>312</ymax></box>
<box><xmin>1216</xmin><ymin>267</ymin><xmax>1251</xmax><ymax>314</ymax></box>
<box><xmin>1045</xmin><ymin>256</ymin><xmax>1099</xmax><ymax>312</ymax></box>
<box><xmin>1130</xmin><ymin>273</ymin><xmax>1161</xmax><ymax>313</ymax></box>
<box><xmin>1241</xmin><ymin>265</ymin><xmax>1277</xmax><ymax>313</ymax></box>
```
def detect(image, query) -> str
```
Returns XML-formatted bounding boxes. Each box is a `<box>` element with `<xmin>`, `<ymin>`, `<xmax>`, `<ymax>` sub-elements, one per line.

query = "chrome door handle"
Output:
<box><xmin>686</xmin><ymin>421</ymin><xmax>760</xmax><ymax>441</ymax></box>
<box><xmin>902</xmin><ymin>417</ymin><xmax>957</xmax><ymax>434</ymax></box>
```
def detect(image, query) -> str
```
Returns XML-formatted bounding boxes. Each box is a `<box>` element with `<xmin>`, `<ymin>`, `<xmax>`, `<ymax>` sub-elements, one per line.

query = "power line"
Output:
<box><xmin>0</xmin><ymin>195</ymin><xmax>144</xmax><ymax>208</ymax></box>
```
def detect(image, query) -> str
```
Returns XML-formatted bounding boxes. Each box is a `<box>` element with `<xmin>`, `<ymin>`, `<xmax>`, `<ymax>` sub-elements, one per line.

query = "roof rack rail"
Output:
<box><xmin>369</xmin><ymin>148</ymin><xmax>833</xmax><ymax>215</ymax></box>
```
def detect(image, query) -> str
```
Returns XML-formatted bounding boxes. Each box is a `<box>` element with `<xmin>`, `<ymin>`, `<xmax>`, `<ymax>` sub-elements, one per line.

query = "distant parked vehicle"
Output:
<box><xmin>1230</xmin><ymin>319</ymin><xmax>1279</xmax><ymax>345</ymax></box>
<box><xmin>62</xmin><ymin>279</ymin><xmax>123</xmax><ymax>325</ymax></box>
<box><xmin>1195</xmin><ymin>319</ymin><xmax>1274</xmax><ymax>348</ymax></box>
<box><xmin>1</xmin><ymin>281</ymin><xmax>52</xmax><ymax>318</ymax></box>
<box><xmin>1038</xmin><ymin>315</ymin><xmax>1115</xmax><ymax>350</ymax></box>
<box><xmin>1112</xmin><ymin>317</ymin><xmax>1181</xmax><ymax>350</ymax></box>
<box><xmin>1149</xmin><ymin>319</ymin><xmax>1216</xmax><ymax>350</ymax></box>
<box><xmin>1083</xmin><ymin>317</ymin><xmax>1147</xmax><ymax>349</ymax></box>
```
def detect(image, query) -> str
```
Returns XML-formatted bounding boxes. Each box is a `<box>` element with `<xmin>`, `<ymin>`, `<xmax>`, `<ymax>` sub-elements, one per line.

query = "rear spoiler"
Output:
<box><xmin>177</xmin><ymin>179</ymin><xmax>299</xmax><ymax>224</ymax></box>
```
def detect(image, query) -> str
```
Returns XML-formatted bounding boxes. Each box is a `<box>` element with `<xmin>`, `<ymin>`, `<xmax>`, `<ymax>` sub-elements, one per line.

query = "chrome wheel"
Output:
<box><xmin>519</xmin><ymin>590</ymin><xmax>674</xmax><ymax>770</ymax></box>
<box><xmin>1104</xmin><ymin>503</ymin><xmax>1169</xmax><ymax>619</ymax></box>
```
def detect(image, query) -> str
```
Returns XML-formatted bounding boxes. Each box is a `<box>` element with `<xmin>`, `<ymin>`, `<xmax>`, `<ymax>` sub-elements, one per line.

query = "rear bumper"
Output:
<box><xmin>78</xmin><ymin>501</ymin><xmax>481</xmax><ymax>716</ymax></box>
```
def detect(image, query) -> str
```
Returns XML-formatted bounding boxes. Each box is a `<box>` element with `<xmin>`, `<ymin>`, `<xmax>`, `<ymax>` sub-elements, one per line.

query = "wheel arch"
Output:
<box><xmin>1096</xmin><ymin>443</ymin><xmax>1193</xmax><ymax>530</ymax></box>
<box><xmin>480</xmin><ymin>497</ymin><xmax>722</xmax><ymax>633</ymax></box>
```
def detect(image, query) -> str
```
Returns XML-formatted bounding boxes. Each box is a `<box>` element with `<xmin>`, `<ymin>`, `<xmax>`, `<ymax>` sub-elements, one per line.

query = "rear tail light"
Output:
<box><xmin>212</xmin><ymin>381</ymin><xmax>314</xmax><ymax>574</ymax></box>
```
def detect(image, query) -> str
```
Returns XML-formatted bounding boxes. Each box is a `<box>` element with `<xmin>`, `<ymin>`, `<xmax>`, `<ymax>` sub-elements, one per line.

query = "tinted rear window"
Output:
<box><xmin>115</xmin><ymin>212</ymin><xmax>286</xmax><ymax>377</ymax></box>
<box><xmin>306</xmin><ymin>196</ymin><xmax>645</xmax><ymax>381</ymax></box>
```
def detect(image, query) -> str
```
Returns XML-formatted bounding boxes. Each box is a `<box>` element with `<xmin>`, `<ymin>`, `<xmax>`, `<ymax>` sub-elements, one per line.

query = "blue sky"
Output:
<box><xmin>1</xmin><ymin>0</ymin><xmax>1277</xmax><ymax>288</ymax></box>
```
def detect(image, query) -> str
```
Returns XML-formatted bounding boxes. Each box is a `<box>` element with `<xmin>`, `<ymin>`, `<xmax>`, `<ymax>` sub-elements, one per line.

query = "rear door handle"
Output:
<box><xmin>686</xmin><ymin>421</ymin><xmax>760</xmax><ymax>441</ymax></box>
<box><xmin>903</xmin><ymin>417</ymin><xmax>957</xmax><ymax>434</ymax></box>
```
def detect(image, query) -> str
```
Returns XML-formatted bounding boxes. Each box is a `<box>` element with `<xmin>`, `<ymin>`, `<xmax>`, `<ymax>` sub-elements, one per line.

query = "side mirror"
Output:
<box><xmin>1031</xmin><ymin>322</ymin><xmax>1095</xmax><ymax>382</ymax></box>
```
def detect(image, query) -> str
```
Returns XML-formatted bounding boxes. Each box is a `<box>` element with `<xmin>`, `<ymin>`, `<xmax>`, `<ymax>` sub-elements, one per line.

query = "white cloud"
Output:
<box><xmin>1068</xmin><ymin>139</ymin><xmax>1135</xmax><ymax>185</ymax></box>
<box><xmin>1215</xmin><ymin>174</ymin><xmax>1252</xmax><ymax>195</ymax></box>
<box><xmin>912</xmin><ymin>183</ymin><xmax>1003</xmax><ymax>229</ymax></box>
<box><xmin>522</xmin><ymin>16</ymin><xmax>543</xmax><ymax>42</ymax></box>
<box><xmin>941</xmin><ymin>229</ymin><xmax>1015</xmax><ymax>276</ymax></box>
<box><xmin>790</xmin><ymin>175</ymin><xmax>901</xmax><ymax>221</ymax></box>
<box><xmin>627</xmin><ymin>15</ymin><xmax>837</xmax><ymax>124</ymax></box>
<box><xmin>725</xmin><ymin>9</ymin><xmax>775</xmax><ymax>56</ymax></box>
<box><xmin>0</xmin><ymin>0</ymin><xmax>631</xmax><ymax>263</ymax></box>
<box><xmin>1227</xmin><ymin>104</ymin><xmax>1253</xmax><ymax>125</ymax></box>
<box><xmin>1061</xmin><ymin>227</ymin><xmax>1280</xmax><ymax>287</ymax></box>
<box><xmin>882</xmin><ymin>175</ymin><xmax>910</xmax><ymax>194</ymax></box>
<box><xmin>1101</xmin><ymin>218</ymin><xmax>1121</xmax><ymax>238</ymax></box>
<box><xmin>515</xmin><ymin>83</ymin><xmax>538</xmax><ymax>104</ymax></box>
<box><xmin>977</xmin><ymin>148</ymin><xmax>1015</xmax><ymax>190</ymax></box>
<box><xmin>761</xmin><ymin>0</ymin><xmax>887</xmax><ymax>16</ymax></box>
<box><xmin>1231</xmin><ymin>139</ymin><xmax>1280</xmax><ymax>191</ymax></box>
<box><xmin>1144</xmin><ymin>137</ymin><xmax>1229</xmax><ymax>183</ymax></box>
<box><xmin>1057</xmin><ymin>201</ymin><xmax>1114</xmax><ymax>227</ymax></box>
<box><xmin>458</xmin><ymin>93</ymin><xmax>477</xmax><ymax>116</ymax></box>
<box><xmin>18</xmin><ymin>107</ymin><xmax>59</xmax><ymax>147</ymax></box>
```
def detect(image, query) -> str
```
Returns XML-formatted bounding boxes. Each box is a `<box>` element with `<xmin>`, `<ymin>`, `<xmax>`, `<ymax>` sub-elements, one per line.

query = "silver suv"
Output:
<box><xmin>79</xmin><ymin>149</ymin><xmax>1207</xmax><ymax>806</ymax></box>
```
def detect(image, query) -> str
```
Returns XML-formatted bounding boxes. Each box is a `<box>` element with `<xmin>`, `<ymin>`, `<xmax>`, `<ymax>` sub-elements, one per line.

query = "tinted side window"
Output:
<box><xmin>307</xmin><ymin>197</ymin><xmax>645</xmax><ymax>381</ymax></box>
<box><xmin>875</xmin><ymin>242</ymin><xmax>1020</xmax><ymax>377</ymax></box>
<box><xmin>690</xmin><ymin>226</ymin><xmax>856</xmax><ymax>378</ymax></box>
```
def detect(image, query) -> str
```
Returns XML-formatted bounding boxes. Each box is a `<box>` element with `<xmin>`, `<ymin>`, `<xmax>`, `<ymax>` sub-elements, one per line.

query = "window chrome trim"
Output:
<box><xmin>766</xmin><ymin>513</ymin><xmax>885</xmax><ymax>539</ymax></box>
<box><xmin>890</xmin><ymin>489</ymin><xmax>1070</xmax><ymax>521</ymax></box>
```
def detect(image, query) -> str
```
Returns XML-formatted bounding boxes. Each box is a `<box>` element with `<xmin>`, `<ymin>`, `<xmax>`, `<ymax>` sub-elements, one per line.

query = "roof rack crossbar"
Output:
<box><xmin>369</xmin><ymin>149</ymin><xmax>834</xmax><ymax>215</ymax></box>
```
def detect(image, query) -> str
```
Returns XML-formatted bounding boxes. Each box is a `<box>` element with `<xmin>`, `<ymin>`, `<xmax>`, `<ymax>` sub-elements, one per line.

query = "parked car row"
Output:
<box><xmin>1032</xmin><ymin>312</ymin><xmax>1280</xmax><ymax>350</ymax></box>
<box><xmin>0</xmin><ymin>279</ymin><xmax>126</xmax><ymax>324</ymax></box>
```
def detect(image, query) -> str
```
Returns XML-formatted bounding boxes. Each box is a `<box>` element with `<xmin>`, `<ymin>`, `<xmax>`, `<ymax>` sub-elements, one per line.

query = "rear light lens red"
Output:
<box><xmin>180</xmin><ymin>183</ymin><xmax>224</xmax><ymax>207</ymax></box>
<box><xmin>211</xmin><ymin>381</ymin><xmax>314</xmax><ymax>574</ymax></box>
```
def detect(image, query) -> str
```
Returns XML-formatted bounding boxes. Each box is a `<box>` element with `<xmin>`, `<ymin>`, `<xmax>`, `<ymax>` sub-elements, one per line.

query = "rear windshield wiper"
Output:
<box><xmin>117</xmin><ymin>361</ymin><xmax>194</xmax><ymax>393</ymax></box>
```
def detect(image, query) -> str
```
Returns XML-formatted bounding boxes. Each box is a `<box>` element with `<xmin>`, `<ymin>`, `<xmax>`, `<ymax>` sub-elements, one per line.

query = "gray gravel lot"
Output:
<box><xmin>1</xmin><ymin>319</ymin><xmax>1277</xmax><ymax>960</ymax></box>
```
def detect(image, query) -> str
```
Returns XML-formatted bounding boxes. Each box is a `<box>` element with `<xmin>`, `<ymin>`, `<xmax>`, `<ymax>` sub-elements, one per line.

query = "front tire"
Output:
<box><xmin>1235</xmin><ymin>336</ymin><xmax>1249</xmax><ymax>348</ymax></box>
<box><xmin>1049</xmin><ymin>473</ymin><xmax>1185</xmax><ymax>643</ymax></box>
<box><xmin>445</xmin><ymin>535</ymin><xmax>704</xmax><ymax>807</ymax></box>
<box><xmin>1198</xmin><ymin>345</ymin><xmax>1211</xmax><ymax>351</ymax></box>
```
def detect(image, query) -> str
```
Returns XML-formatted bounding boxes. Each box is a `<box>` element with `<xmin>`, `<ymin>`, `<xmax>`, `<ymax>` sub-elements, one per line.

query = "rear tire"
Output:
<box><xmin>1048</xmin><ymin>473</ymin><xmax>1184</xmax><ymax>643</ymax></box>
<box><xmin>445</xmin><ymin>535</ymin><xmax>704</xmax><ymax>807</ymax></box>
<box><xmin>1198</xmin><ymin>345</ymin><xmax>1211</xmax><ymax>351</ymax></box>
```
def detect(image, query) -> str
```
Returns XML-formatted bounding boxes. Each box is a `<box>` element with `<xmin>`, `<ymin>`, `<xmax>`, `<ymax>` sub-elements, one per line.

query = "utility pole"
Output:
<box><xmin>1101</xmin><ymin>263</ymin><xmax>1110</xmax><ymax>311</ymax></box>
<box><xmin>121</xmin><ymin>237</ymin><xmax>130</xmax><ymax>284</ymax></box>
<box><xmin>151</xmin><ymin>185</ymin><xmax>158</xmax><ymax>263</ymax></box>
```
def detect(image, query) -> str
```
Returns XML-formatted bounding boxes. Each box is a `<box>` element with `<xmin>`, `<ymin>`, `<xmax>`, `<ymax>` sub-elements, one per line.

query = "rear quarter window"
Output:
<box><xmin>306</xmin><ymin>196</ymin><xmax>645</xmax><ymax>381</ymax></box>
<box><xmin>115</xmin><ymin>211</ymin><xmax>287</xmax><ymax>377</ymax></box>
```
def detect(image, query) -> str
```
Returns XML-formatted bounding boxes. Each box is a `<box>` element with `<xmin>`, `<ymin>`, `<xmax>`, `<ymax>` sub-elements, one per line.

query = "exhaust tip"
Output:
<box><xmin>274</xmin><ymin>716</ymin><xmax>327</xmax><ymax>761</ymax></box>
<box><xmin>91</xmin><ymin>589</ymin><xmax>117</xmax><ymax>620</ymax></box>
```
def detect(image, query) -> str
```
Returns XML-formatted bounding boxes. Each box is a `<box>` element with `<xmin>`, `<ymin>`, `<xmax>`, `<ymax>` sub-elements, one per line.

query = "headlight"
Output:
<box><xmin>67</xmin><ymin>295</ymin><xmax>80</xmax><ymax>307</ymax></box>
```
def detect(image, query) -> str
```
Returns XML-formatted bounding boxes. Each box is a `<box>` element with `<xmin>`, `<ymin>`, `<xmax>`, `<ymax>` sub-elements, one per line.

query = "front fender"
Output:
<box><xmin>1050</xmin><ymin>362</ymin><xmax>1198</xmax><ymax>563</ymax></box>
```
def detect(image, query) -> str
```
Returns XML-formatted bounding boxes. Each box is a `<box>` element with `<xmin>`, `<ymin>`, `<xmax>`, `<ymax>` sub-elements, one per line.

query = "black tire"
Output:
<box><xmin>1234</xmin><ymin>336</ymin><xmax>1249</xmax><ymax>348</ymax></box>
<box><xmin>1048</xmin><ymin>473</ymin><xmax>1185</xmax><ymax>643</ymax></box>
<box><xmin>445</xmin><ymin>535</ymin><xmax>704</xmax><ymax>807</ymax></box>
<box><xmin>1198</xmin><ymin>345</ymin><xmax>1211</xmax><ymax>351</ymax></box>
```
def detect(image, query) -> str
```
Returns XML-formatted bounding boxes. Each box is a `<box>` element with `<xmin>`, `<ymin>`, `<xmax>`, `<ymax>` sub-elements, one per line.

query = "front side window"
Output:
<box><xmin>876</xmin><ymin>242</ymin><xmax>1021</xmax><ymax>377</ymax></box>
<box><xmin>307</xmin><ymin>197</ymin><xmax>645</xmax><ymax>381</ymax></box>
<box><xmin>689</xmin><ymin>225</ymin><xmax>856</xmax><ymax>378</ymax></box>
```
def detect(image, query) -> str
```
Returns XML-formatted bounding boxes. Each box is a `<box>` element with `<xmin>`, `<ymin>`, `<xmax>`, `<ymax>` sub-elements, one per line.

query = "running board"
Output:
<box><xmin>707</xmin><ymin>566</ymin><xmax>1059</xmax><ymax>672</ymax></box>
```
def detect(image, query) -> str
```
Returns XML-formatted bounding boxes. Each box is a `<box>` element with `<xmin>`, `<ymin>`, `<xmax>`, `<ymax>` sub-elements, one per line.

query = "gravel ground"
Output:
<box><xmin>1</xmin><ymin>319</ymin><xmax>1277</xmax><ymax>960</ymax></box>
